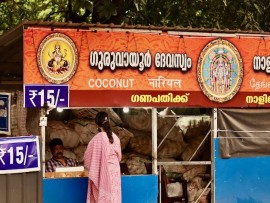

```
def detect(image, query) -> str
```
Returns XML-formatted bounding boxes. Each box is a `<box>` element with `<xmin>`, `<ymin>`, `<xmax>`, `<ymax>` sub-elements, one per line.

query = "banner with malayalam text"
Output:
<box><xmin>24</xmin><ymin>28</ymin><xmax>270</xmax><ymax>107</ymax></box>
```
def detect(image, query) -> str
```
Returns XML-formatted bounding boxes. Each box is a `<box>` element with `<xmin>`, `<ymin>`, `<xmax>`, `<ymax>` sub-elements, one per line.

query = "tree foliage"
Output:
<box><xmin>1</xmin><ymin>0</ymin><xmax>270</xmax><ymax>35</ymax></box>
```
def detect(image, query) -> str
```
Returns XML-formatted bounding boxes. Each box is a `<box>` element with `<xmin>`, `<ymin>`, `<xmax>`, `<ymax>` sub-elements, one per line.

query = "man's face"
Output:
<box><xmin>52</xmin><ymin>145</ymin><xmax>64</xmax><ymax>159</ymax></box>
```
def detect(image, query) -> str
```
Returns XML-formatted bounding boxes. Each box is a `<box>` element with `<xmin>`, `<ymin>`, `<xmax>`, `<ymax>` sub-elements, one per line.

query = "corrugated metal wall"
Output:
<box><xmin>0</xmin><ymin>137</ymin><xmax>42</xmax><ymax>203</ymax></box>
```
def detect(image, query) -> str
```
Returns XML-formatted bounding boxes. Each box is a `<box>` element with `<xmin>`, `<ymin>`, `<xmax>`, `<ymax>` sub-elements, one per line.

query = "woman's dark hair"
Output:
<box><xmin>95</xmin><ymin>111</ymin><xmax>114</xmax><ymax>144</ymax></box>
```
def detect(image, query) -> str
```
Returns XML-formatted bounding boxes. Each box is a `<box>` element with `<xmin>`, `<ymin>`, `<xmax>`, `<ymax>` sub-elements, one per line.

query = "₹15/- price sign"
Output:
<box><xmin>24</xmin><ymin>85</ymin><xmax>69</xmax><ymax>108</ymax></box>
<box><xmin>0</xmin><ymin>136</ymin><xmax>40</xmax><ymax>174</ymax></box>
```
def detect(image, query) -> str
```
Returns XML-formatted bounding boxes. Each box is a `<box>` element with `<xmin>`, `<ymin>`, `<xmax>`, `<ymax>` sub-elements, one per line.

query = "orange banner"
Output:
<box><xmin>23</xmin><ymin>28</ymin><xmax>270</xmax><ymax>107</ymax></box>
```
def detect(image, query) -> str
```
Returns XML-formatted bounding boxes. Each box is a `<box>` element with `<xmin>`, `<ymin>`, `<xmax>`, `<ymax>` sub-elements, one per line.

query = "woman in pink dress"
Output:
<box><xmin>84</xmin><ymin>111</ymin><xmax>122</xmax><ymax>203</ymax></box>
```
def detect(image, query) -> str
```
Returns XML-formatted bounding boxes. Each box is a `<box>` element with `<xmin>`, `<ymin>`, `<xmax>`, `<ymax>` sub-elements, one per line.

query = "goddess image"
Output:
<box><xmin>47</xmin><ymin>43</ymin><xmax>69</xmax><ymax>73</ymax></box>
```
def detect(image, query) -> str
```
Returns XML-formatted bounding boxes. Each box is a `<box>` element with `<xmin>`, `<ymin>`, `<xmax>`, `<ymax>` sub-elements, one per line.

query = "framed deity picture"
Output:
<box><xmin>0</xmin><ymin>93</ymin><xmax>11</xmax><ymax>135</ymax></box>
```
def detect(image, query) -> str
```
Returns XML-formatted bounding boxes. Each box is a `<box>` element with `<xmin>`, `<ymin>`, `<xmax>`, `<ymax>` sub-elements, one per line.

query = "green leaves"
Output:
<box><xmin>96</xmin><ymin>1</ymin><xmax>117</xmax><ymax>19</ymax></box>
<box><xmin>1</xmin><ymin>0</ymin><xmax>270</xmax><ymax>35</ymax></box>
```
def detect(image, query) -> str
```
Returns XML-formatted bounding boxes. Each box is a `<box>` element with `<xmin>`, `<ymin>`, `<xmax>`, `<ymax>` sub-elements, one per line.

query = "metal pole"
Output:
<box><xmin>212</xmin><ymin>108</ymin><xmax>217</xmax><ymax>203</ymax></box>
<box><xmin>213</xmin><ymin>108</ymin><xmax>218</xmax><ymax>138</ymax></box>
<box><xmin>39</xmin><ymin>112</ymin><xmax>47</xmax><ymax>178</ymax></box>
<box><xmin>194</xmin><ymin>180</ymin><xmax>212</xmax><ymax>203</ymax></box>
<box><xmin>41</xmin><ymin>125</ymin><xmax>46</xmax><ymax>178</ymax></box>
<box><xmin>188</xmin><ymin>129</ymin><xmax>211</xmax><ymax>161</ymax></box>
<box><xmin>152</xmin><ymin>108</ymin><xmax>158</xmax><ymax>175</ymax></box>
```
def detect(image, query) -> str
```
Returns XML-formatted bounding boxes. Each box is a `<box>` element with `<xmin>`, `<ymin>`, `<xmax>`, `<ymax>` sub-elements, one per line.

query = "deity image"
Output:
<box><xmin>209</xmin><ymin>51</ymin><xmax>232</xmax><ymax>94</ymax></box>
<box><xmin>37</xmin><ymin>33</ymin><xmax>78</xmax><ymax>84</ymax></box>
<box><xmin>197</xmin><ymin>39</ymin><xmax>243</xmax><ymax>103</ymax></box>
<box><xmin>47</xmin><ymin>43</ymin><xmax>69</xmax><ymax>73</ymax></box>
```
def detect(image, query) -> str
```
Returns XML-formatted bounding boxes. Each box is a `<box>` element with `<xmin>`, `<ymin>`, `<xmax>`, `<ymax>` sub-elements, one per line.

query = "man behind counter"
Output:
<box><xmin>45</xmin><ymin>138</ymin><xmax>77</xmax><ymax>172</ymax></box>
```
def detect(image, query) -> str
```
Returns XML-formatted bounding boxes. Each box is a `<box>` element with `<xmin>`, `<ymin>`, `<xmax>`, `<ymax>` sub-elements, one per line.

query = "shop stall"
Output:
<box><xmin>2</xmin><ymin>20</ymin><xmax>270</xmax><ymax>203</ymax></box>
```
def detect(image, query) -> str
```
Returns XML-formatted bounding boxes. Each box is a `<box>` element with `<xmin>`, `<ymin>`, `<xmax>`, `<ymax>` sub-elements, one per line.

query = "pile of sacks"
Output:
<box><xmin>45</xmin><ymin>107</ymin><xmax>211</xmax><ymax>201</ymax></box>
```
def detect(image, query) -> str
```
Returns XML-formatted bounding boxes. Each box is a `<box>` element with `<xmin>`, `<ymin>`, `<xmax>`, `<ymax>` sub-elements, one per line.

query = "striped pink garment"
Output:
<box><xmin>84</xmin><ymin>132</ymin><xmax>122</xmax><ymax>203</ymax></box>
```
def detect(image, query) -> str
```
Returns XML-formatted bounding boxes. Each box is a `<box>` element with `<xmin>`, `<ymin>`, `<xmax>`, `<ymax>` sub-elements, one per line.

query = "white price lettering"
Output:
<box><xmin>7</xmin><ymin>146</ymin><xmax>28</xmax><ymax>165</ymax></box>
<box><xmin>16</xmin><ymin>146</ymin><xmax>24</xmax><ymax>164</ymax></box>
<box><xmin>47</xmin><ymin>90</ymin><xmax>55</xmax><ymax>106</ymax></box>
<box><xmin>7</xmin><ymin>147</ymin><xmax>13</xmax><ymax>164</ymax></box>
<box><xmin>38</xmin><ymin>90</ymin><xmax>45</xmax><ymax>107</ymax></box>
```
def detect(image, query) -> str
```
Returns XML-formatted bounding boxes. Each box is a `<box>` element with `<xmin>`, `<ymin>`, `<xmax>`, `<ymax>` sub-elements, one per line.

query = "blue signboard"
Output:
<box><xmin>0</xmin><ymin>136</ymin><xmax>40</xmax><ymax>174</ymax></box>
<box><xmin>24</xmin><ymin>85</ymin><xmax>69</xmax><ymax>108</ymax></box>
<box><xmin>0</xmin><ymin>93</ymin><xmax>10</xmax><ymax>135</ymax></box>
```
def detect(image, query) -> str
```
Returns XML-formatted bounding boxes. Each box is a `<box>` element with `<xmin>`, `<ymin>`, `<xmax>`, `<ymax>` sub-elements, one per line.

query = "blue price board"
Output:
<box><xmin>0</xmin><ymin>93</ymin><xmax>10</xmax><ymax>135</ymax></box>
<box><xmin>0</xmin><ymin>136</ymin><xmax>40</xmax><ymax>174</ymax></box>
<box><xmin>24</xmin><ymin>85</ymin><xmax>69</xmax><ymax>108</ymax></box>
